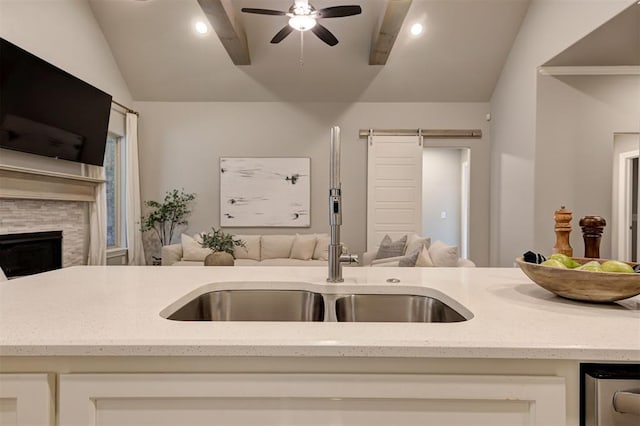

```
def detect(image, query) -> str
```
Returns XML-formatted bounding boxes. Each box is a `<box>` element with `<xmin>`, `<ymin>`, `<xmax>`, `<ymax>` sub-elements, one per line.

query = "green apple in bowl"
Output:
<box><xmin>600</xmin><ymin>260</ymin><xmax>634</xmax><ymax>273</ymax></box>
<box><xmin>540</xmin><ymin>259</ymin><xmax>568</xmax><ymax>268</ymax></box>
<box><xmin>549</xmin><ymin>253</ymin><xmax>580</xmax><ymax>268</ymax></box>
<box><xmin>576</xmin><ymin>260</ymin><xmax>603</xmax><ymax>272</ymax></box>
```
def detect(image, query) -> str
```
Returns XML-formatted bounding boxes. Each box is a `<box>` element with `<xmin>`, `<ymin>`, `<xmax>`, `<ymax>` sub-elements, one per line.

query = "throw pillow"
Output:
<box><xmin>181</xmin><ymin>233</ymin><xmax>211</xmax><ymax>261</ymax></box>
<box><xmin>398</xmin><ymin>247</ymin><xmax>421</xmax><ymax>267</ymax></box>
<box><xmin>290</xmin><ymin>234</ymin><xmax>317</xmax><ymax>260</ymax></box>
<box><xmin>313</xmin><ymin>234</ymin><xmax>331</xmax><ymax>260</ymax></box>
<box><xmin>415</xmin><ymin>244</ymin><xmax>434</xmax><ymax>267</ymax></box>
<box><xmin>261</xmin><ymin>235</ymin><xmax>295</xmax><ymax>259</ymax></box>
<box><xmin>232</xmin><ymin>235</ymin><xmax>261</xmax><ymax>260</ymax></box>
<box><xmin>428</xmin><ymin>240</ymin><xmax>459</xmax><ymax>267</ymax></box>
<box><xmin>375</xmin><ymin>234</ymin><xmax>407</xmax><ymax>260</ymax></box>
<box><xmin>405</xmin><ymin>234</ymin><xmax>431</xmax><ymax>256</ymax></box>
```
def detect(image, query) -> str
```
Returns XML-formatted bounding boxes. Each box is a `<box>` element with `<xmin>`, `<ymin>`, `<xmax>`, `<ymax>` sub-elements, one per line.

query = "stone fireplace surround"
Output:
<box><xmin>0</xmin><ymin>165</ymin><xmax>101</xmax><ymax>268</ymax></box>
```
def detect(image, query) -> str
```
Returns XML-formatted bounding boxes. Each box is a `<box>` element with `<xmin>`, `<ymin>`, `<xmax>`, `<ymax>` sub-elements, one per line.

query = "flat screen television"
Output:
<box><xmin>0</xmin><ymin>38</ymin><xmax>112</xmax><ymax>166</ymax></box>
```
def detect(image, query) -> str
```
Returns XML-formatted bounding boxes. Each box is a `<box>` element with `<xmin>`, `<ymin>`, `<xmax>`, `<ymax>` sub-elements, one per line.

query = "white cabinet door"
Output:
<box><xmin>0</xmin><ymin>374</ymin><xmax>54</xmax><ymax>426</ymax></box>
<box><xmin>59</xmin><ymin>373</ymin><xmax>565</xmax><ymax>426</ymax></box>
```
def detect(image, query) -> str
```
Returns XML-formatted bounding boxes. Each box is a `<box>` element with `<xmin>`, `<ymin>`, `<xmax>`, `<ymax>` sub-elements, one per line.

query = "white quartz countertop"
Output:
<box><xmin>0</xmin><ymin>266</ymin><xmax>638</xmax><ymax>360</ymax></box>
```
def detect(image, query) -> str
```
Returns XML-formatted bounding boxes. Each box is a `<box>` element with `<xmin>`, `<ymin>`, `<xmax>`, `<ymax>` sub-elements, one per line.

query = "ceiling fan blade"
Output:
<box><xmin>241</xmin><ymin>8</ymin><xmax>286</xmax><ymax>16</ymax></box>
<box><xmin>316</xmin><ymin>5</ymin><xmax>362</xmax><ymax>18</ymax></box>
<box><xmin>270</xmin><ymin>25</ymin><xmax>294</xmax><ymax>44</ymax></box>
<box><xmin>311</xmin><ymin>24</ymin><xmax>339</xmax><ymax>46</ymax></box>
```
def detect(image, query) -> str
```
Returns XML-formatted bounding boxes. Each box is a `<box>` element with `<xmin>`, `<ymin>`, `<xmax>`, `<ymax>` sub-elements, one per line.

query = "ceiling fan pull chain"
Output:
<box><xmin>299</xmin><ymin>30</ymin><xmax>305</xmax><ymax>67</ymax></box>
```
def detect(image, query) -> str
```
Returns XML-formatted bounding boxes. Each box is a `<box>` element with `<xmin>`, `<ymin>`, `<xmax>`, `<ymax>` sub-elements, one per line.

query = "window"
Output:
<box><xmin>105</xmin><ymin>133</ymin><xmax>126</xmax><ymax>249</ymax></box>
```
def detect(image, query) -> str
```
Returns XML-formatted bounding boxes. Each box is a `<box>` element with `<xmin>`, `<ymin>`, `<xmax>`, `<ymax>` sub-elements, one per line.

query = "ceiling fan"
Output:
<box><xmin>241</xmin><ymin>0</ymin><xmax>362</xmax><ymax>46</ymax></box>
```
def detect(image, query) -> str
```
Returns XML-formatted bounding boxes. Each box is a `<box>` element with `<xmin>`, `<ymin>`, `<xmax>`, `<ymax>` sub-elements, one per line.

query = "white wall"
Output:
<box><xmin>489</xmin><ymin>0</ymin><xmax>634</xmax><ymax>266</ymax></box>
<box><xmin>0</xmin><ymin>0</ymin><xmax>133</xmax><ymax>174</ymax></box>
<box><xmin>535</xmin><ymin>75</ymin><xmax>640</xmax><ymax>259</ymax></box>
<box><xmin>135</xmin><ymin>102</ymin><xmax>491</xmax><ymax>265</ymax></box>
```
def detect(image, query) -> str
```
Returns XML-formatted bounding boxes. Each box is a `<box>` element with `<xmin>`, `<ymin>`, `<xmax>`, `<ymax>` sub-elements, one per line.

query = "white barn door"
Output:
<box><xmin>367</xmin><ymin>135</ymin><xmax>423</xmax><ymax>252</ymax></box>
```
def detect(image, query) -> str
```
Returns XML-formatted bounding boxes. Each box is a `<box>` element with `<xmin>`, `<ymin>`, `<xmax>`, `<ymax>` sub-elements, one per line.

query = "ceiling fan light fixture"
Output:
<box><xmin>289</xmin><ymin>15</ymin><xmax>316</xmax><ymax>31</ymax></box>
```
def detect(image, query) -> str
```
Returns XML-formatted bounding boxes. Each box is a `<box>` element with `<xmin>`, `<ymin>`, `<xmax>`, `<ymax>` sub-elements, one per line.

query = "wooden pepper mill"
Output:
<box><xmin>553</xmin><ymin>206</ymin><xmax>573</xmax><ymax>257</ymax></box>
<box><xmin>579</xmin><ymin>215</ymin><xmax>606</xmax><ymax>258</ymax></box>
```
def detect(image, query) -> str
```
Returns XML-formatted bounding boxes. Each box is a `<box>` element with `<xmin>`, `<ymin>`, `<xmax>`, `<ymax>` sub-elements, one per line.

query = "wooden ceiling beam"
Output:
<box><xmin>369</xmin><ymin>0</ymin><xmax>412</xmax><ymax>66</ymax></box>
<box><xmin>197</xmin><ymin>0</ymin><xmax>250</xmax><ymax>65</ymax></box>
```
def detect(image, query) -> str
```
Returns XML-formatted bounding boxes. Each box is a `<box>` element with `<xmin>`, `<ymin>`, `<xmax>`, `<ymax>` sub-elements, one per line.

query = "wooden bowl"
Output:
<box><xmin>515</xmin><ymin>257</ymin><xmax>640</xmax><ymax>303</ymax></box>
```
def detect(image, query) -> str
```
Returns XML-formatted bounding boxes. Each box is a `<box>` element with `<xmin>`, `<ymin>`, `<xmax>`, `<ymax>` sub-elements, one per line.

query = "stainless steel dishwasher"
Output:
<box><xmin>581</xmin><ymin>363</ymin><xmax>640</xmax><ymax>426</ymax></box>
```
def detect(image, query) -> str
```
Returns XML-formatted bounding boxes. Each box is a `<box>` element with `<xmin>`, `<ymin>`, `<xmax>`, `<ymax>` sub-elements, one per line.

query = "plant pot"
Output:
<box><xmin>204</xmin><ymin>251</ymin><xmax>235</xmax><ymax>266</ymax></box>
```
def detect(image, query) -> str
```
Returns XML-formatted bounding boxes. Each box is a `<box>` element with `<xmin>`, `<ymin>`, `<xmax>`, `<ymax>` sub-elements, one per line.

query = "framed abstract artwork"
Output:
<box><xmin>220</xmin><ymin>157</ymin><xmax>311</xmax><ymax>227</ymax></box>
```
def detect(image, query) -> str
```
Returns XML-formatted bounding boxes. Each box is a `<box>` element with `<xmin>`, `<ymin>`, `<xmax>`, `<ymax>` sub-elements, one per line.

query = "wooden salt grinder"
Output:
<box><xmin>553</xmin><ymin>206</ymin><xmax>573</xmax><ymax>257</ymax></box>
<box><xmin>579</xmin><ymin>216</ymin><xmax>606</xmax><ymax>258</ymax></box>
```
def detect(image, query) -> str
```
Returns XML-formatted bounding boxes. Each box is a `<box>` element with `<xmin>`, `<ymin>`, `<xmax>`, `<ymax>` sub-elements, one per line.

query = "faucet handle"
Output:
<box><xmin>340</xmin><ymin>253</ymin><xmax>359</xmax><ymax>265</ymax></box>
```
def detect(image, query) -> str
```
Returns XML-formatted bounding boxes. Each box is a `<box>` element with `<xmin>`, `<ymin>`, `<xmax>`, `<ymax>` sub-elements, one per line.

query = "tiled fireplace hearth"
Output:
<box><xmin>0</xmin><ymin>165</ymin><xmax>101</xmax><ymax>271</ymax></box>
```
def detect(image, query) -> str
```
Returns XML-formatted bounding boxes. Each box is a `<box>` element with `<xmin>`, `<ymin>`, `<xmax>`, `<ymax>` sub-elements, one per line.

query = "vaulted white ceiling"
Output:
<box><xmin>89</xmin><ymin>0</ymin><xmax>531</xmax><ymax>102</ymax></box>
<box><xmin>544</xmin><ymin>2</ymin><xmax>640</xmax><ymax>67</ymax></box>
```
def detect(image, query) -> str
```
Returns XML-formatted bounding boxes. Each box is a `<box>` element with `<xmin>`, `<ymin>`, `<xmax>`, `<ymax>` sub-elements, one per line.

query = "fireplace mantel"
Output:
<box><xmin>0</xmin><ymin>165</ymin><xmax>104</xmax><ymax>202</ymax></box>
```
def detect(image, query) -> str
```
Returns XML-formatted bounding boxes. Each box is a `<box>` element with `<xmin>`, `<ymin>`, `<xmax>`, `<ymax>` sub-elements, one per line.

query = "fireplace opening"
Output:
<box><xmin>0</xmin><ymin>231</ymin><xmax>63</xmax><ymax>278</ymax></box>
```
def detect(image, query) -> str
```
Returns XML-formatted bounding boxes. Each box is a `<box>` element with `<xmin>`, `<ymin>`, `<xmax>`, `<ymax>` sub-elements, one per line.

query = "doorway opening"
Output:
<box><xmin>422</xmin><ymin>147</ymin><xmax>470</xmax><ymax>258</ymax></box>
<box><xmin>612</xmin><ymin>133</ymin><xmax>640</xmax><ymax>262</ymax></box>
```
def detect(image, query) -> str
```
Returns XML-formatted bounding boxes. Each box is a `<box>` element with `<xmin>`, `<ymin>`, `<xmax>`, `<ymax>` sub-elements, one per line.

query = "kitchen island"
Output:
<box><xmin>1</xmin><ymin>265</ymin><xmax>638</xmax><ymax>425</ymax></box>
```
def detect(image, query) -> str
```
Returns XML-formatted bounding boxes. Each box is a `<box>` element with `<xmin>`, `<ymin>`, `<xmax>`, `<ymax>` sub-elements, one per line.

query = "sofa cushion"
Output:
<box><xmin>429</xmin><ymin>240</ymin><xmax>459</xmax><ymax>267</ymax></box>
<box><xmin>161</xmin><ymin>243</ymin><xmax>184</xmax><ymax>265</ymax></box>
<box><xmin>371</xmin><ymin>255</ymin><xmax>404</xmax><ymax>266</ymax></box>
<box><xmin>260</xmin><ymin>258</ymin><xmax>327</xmax><ymax>266</ymax></box>
<box><xmin>234</xmin><ymin>259</ymin><xmax>261</xmax><ymax>266</ymax></box>
<box><xmin>171</xmin><ymin>260</ymin><xmax>205</xmax><ymax>266</ymax></box>
<box><xmin>261</xmin><ymin>235</ymin><xmax>295</xmax><ymax>259</ymax></box>
<box><xmin>181</xmin><ymin>233</ymin><xmax>211</xmax><ymax>261</ymax></box>
<box><xmin>313</xmin><ymin>234</ymin><xmax>330</xmax><ymax>260</ymax></box>
<box><xmin>375</xmin><ymin>234</ymin><xmax>407</xmax><ymax>260</ymax></box>
<box><xmin>456</xmin><ymin>258</ymin><xmax>476</xmax><ymax>267</ymax></box>
<box><xmin>233</xmin><ymin>235</ymin><xmax>261</xmax><ymax>260</ymax></box>
<box><xmin>371</xmin><ymin>259</ymin><xmax>401</xmax><ymax>267</ymax></box>
<box><xmin>290</xmin><ymin>234</ymin><xmax>317</xmax><ymax>260</ymax></box>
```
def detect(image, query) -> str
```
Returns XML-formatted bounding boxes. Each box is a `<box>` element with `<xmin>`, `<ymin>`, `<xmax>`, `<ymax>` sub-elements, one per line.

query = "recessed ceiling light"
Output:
<box><xmin>194</xmin><ymin>21</ymin><xmax>209</xmax><ymax>34</ymax></box>
<box><xmin>410</xmin><ymin>23</ymin><xmax>423</xmax><ymax>36</ymax></box>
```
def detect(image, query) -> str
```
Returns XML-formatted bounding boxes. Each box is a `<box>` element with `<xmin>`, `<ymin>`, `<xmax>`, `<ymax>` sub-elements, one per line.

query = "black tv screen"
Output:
<box><xmin>0</xmin><ymin>38</ymin><xmax>112</xmax><ymax>166</ymax></box>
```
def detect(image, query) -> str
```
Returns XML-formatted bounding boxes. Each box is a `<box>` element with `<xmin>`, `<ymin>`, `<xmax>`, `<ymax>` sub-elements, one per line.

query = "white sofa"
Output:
<box><xmin>362</xmin><ymin>234</ymin><xmax>475</xmax><ymax>268</ymax></box>
<box><xmin>161</xmin><ymin>233</ymin><xmax>330</xmax><ymax>266</ymax></box>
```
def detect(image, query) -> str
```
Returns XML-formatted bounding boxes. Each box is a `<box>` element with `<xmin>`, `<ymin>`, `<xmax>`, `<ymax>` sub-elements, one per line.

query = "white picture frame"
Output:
<box><xmin>220</xmin><ymin>157</ymin><xmax>311</xmax><ymax>227</ymax></box>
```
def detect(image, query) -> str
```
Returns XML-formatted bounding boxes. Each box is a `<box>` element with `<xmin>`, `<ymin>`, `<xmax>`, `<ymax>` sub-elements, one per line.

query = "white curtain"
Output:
<box><xmin>125</xmin><ymin>112</ymin><xmax>146</xmax><ymax>265</ymax></box>
<box><xmin>88</xmin><ymin>164</ymin><xmax>107</xmax><ymax>265</ymax></box>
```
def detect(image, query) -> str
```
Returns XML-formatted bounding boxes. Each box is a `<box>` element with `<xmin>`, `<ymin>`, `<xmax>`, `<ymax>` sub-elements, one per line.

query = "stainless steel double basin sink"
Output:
<box><xmin>163</xmin><ymin>287</ymin><xmax>471</xmax><ymax>323</ymax></box>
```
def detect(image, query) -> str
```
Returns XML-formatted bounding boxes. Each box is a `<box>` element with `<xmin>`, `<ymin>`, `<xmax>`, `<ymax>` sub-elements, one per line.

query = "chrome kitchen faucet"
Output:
<box><xmin>328</xmin><ymin>126</ymin><xmax>358</xmax><ymax>282</ymax></box>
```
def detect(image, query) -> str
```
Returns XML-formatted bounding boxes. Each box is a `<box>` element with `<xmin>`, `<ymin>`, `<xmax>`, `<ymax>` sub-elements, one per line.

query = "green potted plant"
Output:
<box><xmin>200</xmin><ymin>227</ymin><xmax>246</xmax><ymax>266</ymax></box>
<box><xmin>141</xmin><ymin>189</ymin><xmax>196</xmax><ymax>246</ymax></box>
<box><xmin>141</xmin><ymin>189</ymin><xmax>196</xmax><ymax>264</ymax></box>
